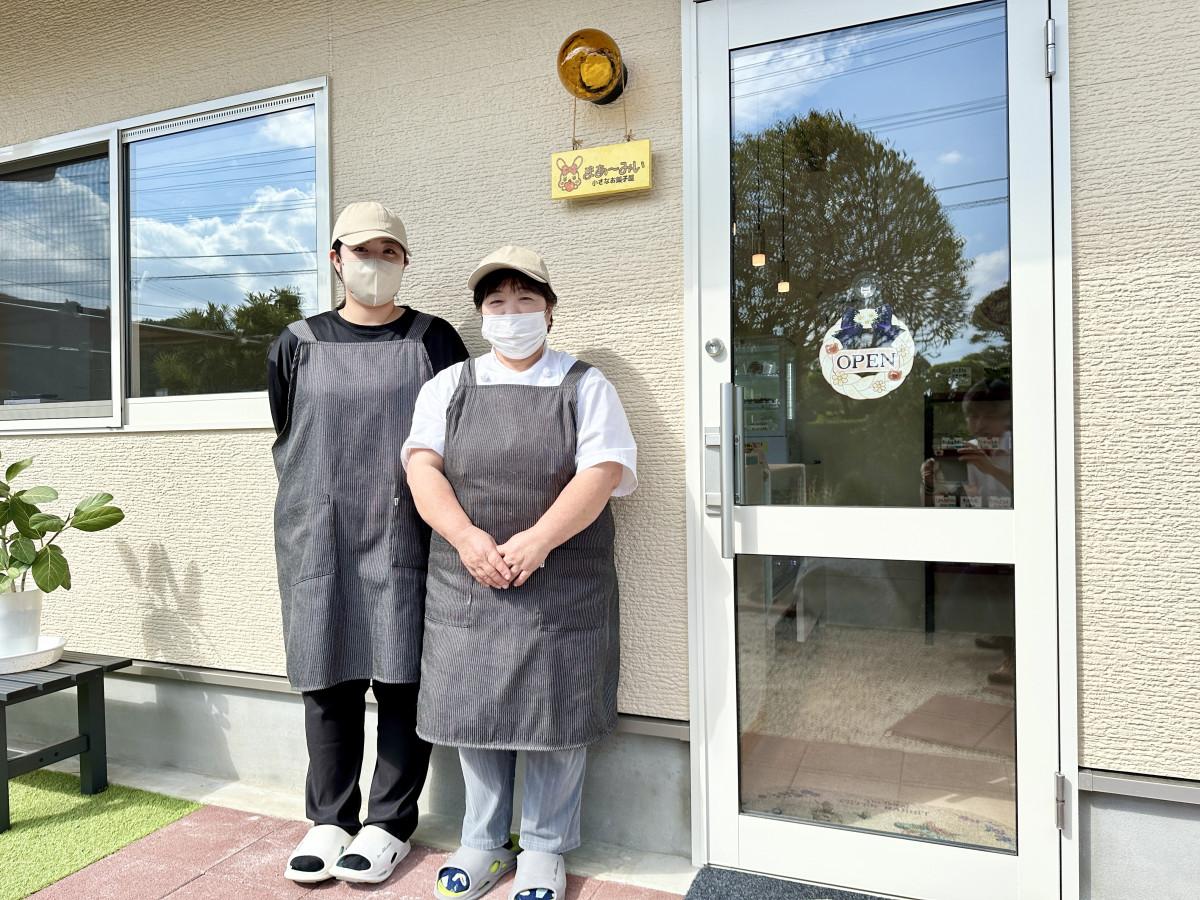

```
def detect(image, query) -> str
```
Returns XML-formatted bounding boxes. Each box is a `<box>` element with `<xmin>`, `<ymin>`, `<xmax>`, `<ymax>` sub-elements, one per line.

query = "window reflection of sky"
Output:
<box><xmin>732</xmin><ymin>1</ymin><xmax>1009</xmax><ymax>364</ymax></box>
<box><xmin>128</xmin><ymin>106</ymin><xmax>318</xmax><ymax>322</ymax></box>
<box><xmin>0</xmin><ymin>156</ymin><xmax>111</xmax><ymax>311</ymax></box>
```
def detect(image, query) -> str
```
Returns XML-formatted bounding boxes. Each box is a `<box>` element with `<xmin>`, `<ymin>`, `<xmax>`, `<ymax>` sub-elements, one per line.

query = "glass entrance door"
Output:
<box><xmin>693</xmin><ymin>2</ymin><xmax>1061</xmax><ymax>897</ymax></box>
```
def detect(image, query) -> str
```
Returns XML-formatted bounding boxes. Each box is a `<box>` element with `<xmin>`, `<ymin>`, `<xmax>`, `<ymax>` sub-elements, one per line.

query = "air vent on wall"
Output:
<box><xmin>121</xmin><ymin>91</ymin><xmax>318</xmax><ymax>142</ymax></box>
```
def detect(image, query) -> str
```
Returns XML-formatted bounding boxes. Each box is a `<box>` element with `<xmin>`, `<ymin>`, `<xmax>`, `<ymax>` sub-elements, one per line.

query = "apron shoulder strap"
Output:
<box><xmin>459</xmin><ymin>356</ymin><xmax>478</xmax><ymax>387</ymax></box>
<box><xmin>561</xmin><ymin>359</ymin><xmax>593</xmax><ymax>392</ymax></box>
<box><xmin>446</xmin><ymin>358</ymin><xmax>476</xmax><ymax>415</ymax></box>
<box><xmin>405</xmin><ymin>311</ymin><xmax>433</xmax><ymax>343</ymax></box>
<box><xmin>287</xmin><ymin>319</ymin><xmax>317</xmax><ymax>343</ymax></box>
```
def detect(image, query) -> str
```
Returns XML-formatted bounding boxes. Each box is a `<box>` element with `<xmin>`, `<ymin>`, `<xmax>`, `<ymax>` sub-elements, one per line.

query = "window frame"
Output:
<box><xmin>0</xmin><ymin>128</ymin><xmax>122</xmax><ymax>431</ymax></box>
<box><xmin>0</xmin><ymin>77</ymin><xmax>331</xmax><ymax>435</ymax></box>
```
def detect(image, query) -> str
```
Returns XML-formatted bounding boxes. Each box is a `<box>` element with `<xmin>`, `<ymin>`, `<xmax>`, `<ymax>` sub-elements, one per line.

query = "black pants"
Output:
<box><xmin>302</xmin><ymin>680</ymin><xmax>432</xmax><ymax>841</ymax></box>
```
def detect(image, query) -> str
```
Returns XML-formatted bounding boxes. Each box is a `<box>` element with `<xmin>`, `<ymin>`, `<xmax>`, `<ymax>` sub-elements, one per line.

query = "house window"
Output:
<box><xmin>0</xmin><ymin>79</ymin><xmax>330</xmax><ymax>432</ymax></box>
<box><xmin>128</xmin><ymin>106</ymin><xmax>319</xmax><ymax>398</ymax></box>
<box><xmin>0</xmin><ymin>152</ymin><xmax>113</xmax><ymax>423</ymax></box>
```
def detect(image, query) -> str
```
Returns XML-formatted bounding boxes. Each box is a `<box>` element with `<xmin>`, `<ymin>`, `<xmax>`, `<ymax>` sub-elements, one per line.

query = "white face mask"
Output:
<box><xmin>339</xmin><ymin>257</ymin><xmax>406</xmax><ymax>307</ymax></box>
<box><xmin>481</xmin><ymin>310</ymin><xmax>549</xmax><ymax>360</ymax></box>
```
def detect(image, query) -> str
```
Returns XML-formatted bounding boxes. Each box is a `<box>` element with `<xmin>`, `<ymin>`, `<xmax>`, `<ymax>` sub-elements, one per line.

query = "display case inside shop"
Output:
<box><xmin>734</xmin><ymin>336</ymin><xmax>794</xmax><ymax>465</ymax></box>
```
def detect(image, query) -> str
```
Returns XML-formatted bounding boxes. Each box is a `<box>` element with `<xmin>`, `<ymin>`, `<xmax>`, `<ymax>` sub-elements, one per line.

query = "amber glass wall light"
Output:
<box><xmin>557</xmin><ymin>28</ymin><xmax>629</xmax><ymax>104</ymax></box>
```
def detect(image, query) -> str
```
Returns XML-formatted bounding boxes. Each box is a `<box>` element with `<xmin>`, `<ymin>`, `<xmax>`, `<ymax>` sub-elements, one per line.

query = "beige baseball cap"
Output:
<box><xmin>331</xmin><ymin>201</ymin><xmax>412</xmax><ymax>258</ymax></box>
<box><xmin>467</xmin><ymin>245</ymin><xmax>552</xmax><ymax>291</ymax></box>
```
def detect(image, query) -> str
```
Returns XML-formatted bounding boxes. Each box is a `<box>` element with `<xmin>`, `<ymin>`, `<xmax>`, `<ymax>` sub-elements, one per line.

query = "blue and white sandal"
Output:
<box><xmin>436</xmin><ymin>842</ymin><xmax>519</xmax><ymax>899</ymax></box>
<box><xmin>509</xmin><ymin>850</ymin><xmax>566</xmax><ymax>900</ymax></box>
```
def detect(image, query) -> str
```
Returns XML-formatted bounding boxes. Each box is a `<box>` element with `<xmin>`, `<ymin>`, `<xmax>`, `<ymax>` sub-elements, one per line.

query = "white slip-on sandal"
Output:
<box><xmin>435</xmin><ymin>843</ymin><xmax>519</xmax><ymax>899</ymax></box>
<box><xmin>284</xmin><ymin>823</ymin><xmax>354</xmax><ymax>883</ymax></box>
<box><xmin>329</xmin><ymin>824</ymin><xmax>412</xmax><ymax>884</ymax></box>
<box><xmin>509</xmin><ymin>850</ymin><xmax>566</xmax><ymax>900</ymax></box>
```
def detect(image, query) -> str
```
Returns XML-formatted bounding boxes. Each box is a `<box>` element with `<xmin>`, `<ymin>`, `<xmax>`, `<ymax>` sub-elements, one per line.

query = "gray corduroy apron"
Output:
<box><xmin>272</xmin><ymin>313</ymin><xmax>434</xmax><ymax>692</ymax></box>
<box><xmin>417</xmin><ymin>357</ymin><xmax>621</xmax><ymax>751</ymax></box>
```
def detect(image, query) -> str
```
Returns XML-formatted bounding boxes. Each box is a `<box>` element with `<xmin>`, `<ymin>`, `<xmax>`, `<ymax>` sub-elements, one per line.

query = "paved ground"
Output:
<box><xmin>29</xmin><ymin>805</ymin><xmax>678</xmax><ymax>900</ymax></box>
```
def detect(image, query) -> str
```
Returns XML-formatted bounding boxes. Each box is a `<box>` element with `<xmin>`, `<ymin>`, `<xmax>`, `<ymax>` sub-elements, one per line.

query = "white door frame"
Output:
<box><xmin>680</xmin><ymin>0</ymin><xmax>1080</xmax><ymax>896</ymax></box>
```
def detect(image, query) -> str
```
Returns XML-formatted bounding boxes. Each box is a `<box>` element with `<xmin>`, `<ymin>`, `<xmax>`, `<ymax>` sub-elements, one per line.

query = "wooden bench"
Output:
<box><xmin>0</xmin><ymin>650</ymin><xmax>132</xmax><ymax>832</ymax></box>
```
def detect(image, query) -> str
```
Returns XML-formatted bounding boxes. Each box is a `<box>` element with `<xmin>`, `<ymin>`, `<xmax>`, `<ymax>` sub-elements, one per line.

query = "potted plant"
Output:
<box><xmin>0</xmin><ymin>451</ymin><xmax>124</xmax><ymax>662</ymax></box>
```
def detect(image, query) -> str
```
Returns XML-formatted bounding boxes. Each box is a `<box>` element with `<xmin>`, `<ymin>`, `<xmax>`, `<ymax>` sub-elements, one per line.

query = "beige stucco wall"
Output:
<box><xmin>0</xmin><ymin>0</ymin><xmax>689</xmax><ymax>719</ymax></box>
<box><xmin>1069</xmin><ymin>0</ymin><xmax>1200</xmax><ymax>778</ymax></box>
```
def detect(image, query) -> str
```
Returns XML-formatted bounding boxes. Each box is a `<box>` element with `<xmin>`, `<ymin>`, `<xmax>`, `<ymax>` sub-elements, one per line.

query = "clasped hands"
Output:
<box><xmin>452</xmin><ymin>525</ymin><xmax>551</xmax><ymax>589</ymax></box>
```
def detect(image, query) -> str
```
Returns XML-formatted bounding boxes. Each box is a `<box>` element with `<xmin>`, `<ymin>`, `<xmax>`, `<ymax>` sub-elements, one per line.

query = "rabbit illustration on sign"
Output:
<box><xmin>556</xmin><ymin>155</ymin><xmax>583</xmax><ymax>192</ymax></box>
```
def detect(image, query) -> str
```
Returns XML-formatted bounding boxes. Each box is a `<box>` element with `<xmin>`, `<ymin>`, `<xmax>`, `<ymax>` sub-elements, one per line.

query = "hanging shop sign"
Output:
<box><xmin>819</xmin><ymin>305</ymin><xmax>915</xmax><ymax>400</ymax></box>
<box><xmin>551</xmin><ymin>139</ymin><xmax>652</xmax><ymax>200</ymax></box>
<box><xmin>551</xmin><ymin>29</ymin><xmax>650</xmax><ymax>200</ymax></box>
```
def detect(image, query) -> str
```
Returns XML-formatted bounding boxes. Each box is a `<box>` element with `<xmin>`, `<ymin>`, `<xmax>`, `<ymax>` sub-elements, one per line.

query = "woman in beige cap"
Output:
<box><xmin>267</xmin><ymin>202</ymin><xmax>468</xmax><ymax>885</ymax></box>
<box><xmin>403</xmin><ymin>246</ymin><xmax>637</xmax><ymax>900</ymax></box>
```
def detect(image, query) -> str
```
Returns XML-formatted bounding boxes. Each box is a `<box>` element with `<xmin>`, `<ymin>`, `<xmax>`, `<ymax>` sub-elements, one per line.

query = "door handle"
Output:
<box><xmin>719</xmin><ymin>382</ymin><xmax>744</xmax><ymax>559</ymax></box>
<box><xmin>733</xmin><ymin>382</ymin><xmax>746</xmax><ymax>508</ymax></box>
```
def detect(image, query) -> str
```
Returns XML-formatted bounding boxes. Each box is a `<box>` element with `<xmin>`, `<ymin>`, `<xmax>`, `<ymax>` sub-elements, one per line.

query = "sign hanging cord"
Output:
<box><xmin>622</xmin><ymin>76</ymin><xmax>633</xmax><ymax>141</ymax></box>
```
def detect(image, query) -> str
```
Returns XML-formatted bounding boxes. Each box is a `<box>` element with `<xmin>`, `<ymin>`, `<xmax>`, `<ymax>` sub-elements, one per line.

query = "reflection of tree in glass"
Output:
<box><xmin>971</xmin><ymin>280</ymin><xmax>1010</xmax><ymax>347</ymax></box>
<box><xmin>732</xmin><ymin>111</ymin><xmax>970</xmax><ymax>351</ymax></box>
<box><xmin>139</xmin><ymin>287</ymin><xmax>302</xmax><ymax>396</ymax></box>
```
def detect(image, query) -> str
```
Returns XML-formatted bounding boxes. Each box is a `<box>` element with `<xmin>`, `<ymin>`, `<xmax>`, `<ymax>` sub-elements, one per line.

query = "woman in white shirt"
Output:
<box><xmin>960</xmin><ymin>378</ymin><xmax>1013</xmax><ymax>510</ymax></box>
<box><xmin>403</xmin><ymin>245</ymin><xmax>636</xmax><ymax>900</ymax></box>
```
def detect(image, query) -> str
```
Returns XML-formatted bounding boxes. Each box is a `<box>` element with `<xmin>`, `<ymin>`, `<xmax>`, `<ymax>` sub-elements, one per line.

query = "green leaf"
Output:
<box><xmin>0</xmin><ymin>575</ymin><xmax>15</xmax><ymax>593</ymax></box>
<box><xmin>0</xmin><ymin>482</ymin><xmax>9</xmax><ymax>497</ymax></box>
<box><xmin>0</xmin><ymin>542</ymin><xmax>7</xmax><ymax>569</ymax></box>
<box><xmin>31</xmin><ymin>545</ymin><xmax>69</xmax><ymax>593</ymax></box>
<box><xmin>4</xmin><ymin>458</ymin><xmax>32</xmax><ymax>482</ymax></box>
<box><xmin>74</xmin><ymin>493</ymin><xmax>113</xmax><ymax>515</ymax></box>
<box><xmin>70</xmin><ymin>505</ymin><xmax>125</xmax><ymax>532</ymax></box>
<box><xmin>9</xmin><ymin>499</ymin><xmax>42</xmax><ymax>539</ymax></box>
<box><xmin>28</xmin><ymin>512</ymin><xmax>66</xmax><ymax>535</ymax></box>
<box><xmin>0</xmin><ymin>499</ymin><xmax>10</xmax><ymax>528</ymax></box>
<box><xmin>17</xmin><ymin>486</ymin><xmax>58</xmax><ymax>504</ymax></box>
<box><xmin>9</xmin><ymin>536</ymin><xmax>37</xmax><ymax>565</ymax></box>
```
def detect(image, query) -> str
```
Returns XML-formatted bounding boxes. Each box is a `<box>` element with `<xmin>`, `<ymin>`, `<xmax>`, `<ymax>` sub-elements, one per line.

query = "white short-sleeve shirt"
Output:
<box><xmin>402</xmin><ymin>346</ymin><xmax>638</xmax><ymax>497</ymax></box>
<box><xmin>965</xmin><ymin>430</ymin><xmax>1013</xmax><ymax>510</ymax></box>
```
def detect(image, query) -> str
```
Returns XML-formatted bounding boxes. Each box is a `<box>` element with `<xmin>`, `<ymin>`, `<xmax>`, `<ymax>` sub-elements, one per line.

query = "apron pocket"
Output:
<box><xmin>424</xmin><ymin>539</ymin><xmax>475</xmax><ymax>627</ymax></box>
<box><xmin>535</xmin><ymin>553</ymin><xmax>614</xmax><ymax>632</ymax></box>
<box><xmin>390</xmin><ymin>481</ymin><xmax>431</xmax><ymax>570</ymax></box>
<box><xmin>277</xmin><ymin>494</ymin><xmax>336</xmax><ymax>585</ymax></box>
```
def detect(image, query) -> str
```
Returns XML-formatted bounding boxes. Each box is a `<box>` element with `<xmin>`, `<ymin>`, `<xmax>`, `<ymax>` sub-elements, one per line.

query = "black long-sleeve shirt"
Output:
<box><xmin>266</xmin><ymin>307</ymin><xmax>469</xmax><ymax>437</ymax></box>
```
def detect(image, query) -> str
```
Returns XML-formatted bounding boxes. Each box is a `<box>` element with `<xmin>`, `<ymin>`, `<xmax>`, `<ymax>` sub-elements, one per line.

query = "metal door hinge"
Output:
<box><xmin>1054</xmin><ymin>771</ymin><xmax>1067</xmax><ymax>830</ymax></box>
<box><xmin>1045</xmin><ymin>19</ymin><xmax>1057</xmax><ymax>78</ymax></box>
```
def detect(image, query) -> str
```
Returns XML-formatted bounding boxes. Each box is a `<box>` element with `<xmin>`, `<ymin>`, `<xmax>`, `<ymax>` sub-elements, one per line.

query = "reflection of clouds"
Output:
<box><xmin>730</xmin><ymin>3</ymin><xmax>1006</xmax><ymax>136</ymax></box>
<box><xmin>258</xmin><ymin>108</ymin><xmax>316</xmax><ymax>149</ymax></box>
<box><xmin>131</xmin><ymin>184</ymin><xmax>317</xmax><ymax>316</ymax></box>
<box><xmin>967</xmin><ymin>248</ymin><xmax>1008</xmax><ymax>301</ymax></box>
<box><xmin>0</xmin><ymin>161</ymin><xmax>111</xmax><ymax>308</ymax></box>
<box><xmin>0</xmin><ymin>107</ymin><xmax>320</xmax><ymax>325</ymax></box>
<box><xmin>126</xmin><ymin>105</ymin><xmax>319</xmax><ymax>318</ymax></box>
<box><xmin>132</xmin><ymin>185</ymin><xmax>313</xmax><ymax>258</ymax></box>
<box><xmin>732</xmin><ymin>33</ymin><xmax>861</xmax><ymax>132</ymax></box>
<box><xmin>938</xmin><ymin>150</ymin><xmax>964</xmax><ymax>165</ymax></box>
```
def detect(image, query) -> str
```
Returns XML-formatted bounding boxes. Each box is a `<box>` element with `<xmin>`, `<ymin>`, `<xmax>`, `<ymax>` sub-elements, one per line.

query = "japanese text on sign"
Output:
<box><xmin>551</xmin><ymin>139</ymin><xmax>652</xmax><ymax>200</ymax></box>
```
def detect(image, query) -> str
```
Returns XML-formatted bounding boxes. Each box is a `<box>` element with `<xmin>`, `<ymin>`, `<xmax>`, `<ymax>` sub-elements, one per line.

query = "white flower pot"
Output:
<box><xmin>0</xmin><ymin>587</ymin><xmax>43</xmax><ymax>656</ymax></box>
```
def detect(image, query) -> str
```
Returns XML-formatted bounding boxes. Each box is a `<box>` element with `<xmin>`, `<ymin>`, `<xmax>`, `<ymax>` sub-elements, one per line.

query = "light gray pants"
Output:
<box><xmin>459</xmin><ymin>747</ymin><xmax>587</xmax><ymax>854</ymax></box>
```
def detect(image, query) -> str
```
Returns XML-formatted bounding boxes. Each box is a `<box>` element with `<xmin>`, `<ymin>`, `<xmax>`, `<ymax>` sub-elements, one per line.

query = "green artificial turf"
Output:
<box><xmin>0</xmin><ymin>770</ymin><xmax>199</xmax><ymax>900</ymax></box>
